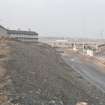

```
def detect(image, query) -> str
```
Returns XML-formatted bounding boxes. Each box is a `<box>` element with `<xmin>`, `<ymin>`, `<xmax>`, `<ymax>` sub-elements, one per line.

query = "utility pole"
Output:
<box><xmin>83</xmin><ymin>42</ymin><xmax>85</xmax><ymax>55</ymax></box>
<box><xmin>100</xmin><ymin>30</ymin><xmax>104</xmax><ymax>40</ymax></box>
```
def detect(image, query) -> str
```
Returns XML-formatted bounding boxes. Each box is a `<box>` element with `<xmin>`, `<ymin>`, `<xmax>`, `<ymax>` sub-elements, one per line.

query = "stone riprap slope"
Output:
<box><xmin>0</xmin><ymin>41</ymin><xmax>105</xmax><ymax>105</ymax></box>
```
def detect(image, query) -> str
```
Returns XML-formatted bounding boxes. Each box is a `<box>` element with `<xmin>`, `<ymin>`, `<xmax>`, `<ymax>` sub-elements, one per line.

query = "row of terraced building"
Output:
<box><xmin>0</xmin><ymin>25</ymin><xmax>38</xmax><ymax>42</ymax></box>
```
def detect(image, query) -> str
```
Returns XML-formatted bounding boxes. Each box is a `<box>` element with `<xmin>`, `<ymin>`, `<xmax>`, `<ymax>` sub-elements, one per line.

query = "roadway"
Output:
<box><xmin>61</xmin><ymin>52</ymin><xmax>105</xmax><ymax>93</ymax></box>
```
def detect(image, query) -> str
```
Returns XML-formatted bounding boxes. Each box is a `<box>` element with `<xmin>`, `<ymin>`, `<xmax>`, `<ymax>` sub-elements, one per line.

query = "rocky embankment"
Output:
<box><xmin>0</xmin><ymin>40</ymin><xmax>105</xmax><ymax>105</ymax></box>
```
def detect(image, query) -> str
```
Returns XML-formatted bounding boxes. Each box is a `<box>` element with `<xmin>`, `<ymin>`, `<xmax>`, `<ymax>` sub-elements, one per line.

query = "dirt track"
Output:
<box><xmin>0</xmin><ymin>41</ymin><xmax>105</xmax><ymax>105</ymax></box>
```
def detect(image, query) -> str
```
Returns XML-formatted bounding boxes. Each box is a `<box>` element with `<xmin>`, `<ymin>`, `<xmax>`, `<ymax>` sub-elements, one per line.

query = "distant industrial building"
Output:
<box><xmin>0</xmin><ymin>25</ymin><xmax>38</xmax><ymax>42</ymax></box>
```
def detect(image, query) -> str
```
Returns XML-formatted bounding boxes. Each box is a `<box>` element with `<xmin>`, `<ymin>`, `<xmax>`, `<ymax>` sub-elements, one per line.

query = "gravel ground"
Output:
<box><xmin>0</xmin><ymin>41</ymin><xmax>105</xmax><ymax>105</ymax></box>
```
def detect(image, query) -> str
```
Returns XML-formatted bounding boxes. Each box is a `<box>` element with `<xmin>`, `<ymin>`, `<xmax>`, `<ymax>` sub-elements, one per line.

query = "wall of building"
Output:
<box><xmin>86</xmin><ymin>49</ymin><xmax>93</xmax><ymax>56</ymax></box>
<box><xmin>10</xmin><ymin>34</ymin><xmax>38</xmax><ymax>42</ymax></box>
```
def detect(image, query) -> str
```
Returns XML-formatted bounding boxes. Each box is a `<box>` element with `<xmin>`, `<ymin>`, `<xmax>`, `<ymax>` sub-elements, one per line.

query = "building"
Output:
<box><xmin>0</xmin><ymin>25</ymin><xmax>8</xmax><ymax>37</ymax></box>
<box><xmin>97</xmin><ymin>44</ymin><xmax>105</xmax><ymax>52</ymax></box>
<box><xmin>86</xmin><ymin>49</ymin><xmax>94</xmax><ymax>56</ymax></box>
<box><xmin>0</xmin><ymin>25</ymin><xmax>38</xmax><ymax>42</ymax></box>
<box><xmin>7</xmin><ymin>30</ymin><xmax>38</xmax><ymax>42</ymax></box>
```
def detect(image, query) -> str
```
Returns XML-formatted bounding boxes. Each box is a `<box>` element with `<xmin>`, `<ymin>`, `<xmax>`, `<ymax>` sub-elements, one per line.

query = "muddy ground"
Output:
<box><xmin>0</xmin><ymin>41</ymin><xmax>105</xmax><ymax>105</ymax></box>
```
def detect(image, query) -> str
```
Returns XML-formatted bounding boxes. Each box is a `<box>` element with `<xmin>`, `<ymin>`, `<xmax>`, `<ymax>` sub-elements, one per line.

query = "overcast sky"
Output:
<box><xmin>0</xmin><ymin>0</ymin><xmax>105</xmax><ymax>38</ymax></box>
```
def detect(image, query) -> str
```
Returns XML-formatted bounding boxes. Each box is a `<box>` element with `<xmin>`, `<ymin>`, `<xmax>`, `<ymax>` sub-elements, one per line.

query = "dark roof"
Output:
<box><xmin>7</xmin><ymin>30</ymin><xmax>38</xmax><ymax>35</ymax></box>
<box><xmin>0</xmin><ymin>25</ymin><xmax>7</xmax><ymax>30</ymax></box>
<box><xmin>0</xmin><ymin>25</ymin><xmax>38</xmax><ymax>35</ymax></box>
<box><xmin>98</xmin><ymin>44</ymin><xmax>105</xmax><ymax>47</ymax></box>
